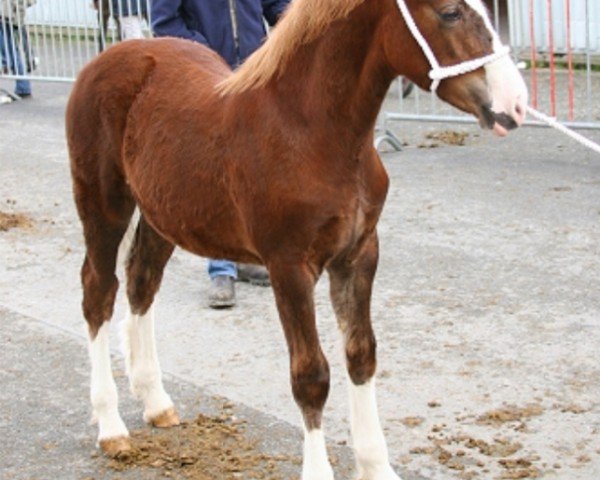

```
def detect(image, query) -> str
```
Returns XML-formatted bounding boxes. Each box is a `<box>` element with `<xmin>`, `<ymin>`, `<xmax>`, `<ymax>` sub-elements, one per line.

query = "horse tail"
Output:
<box><xmin>67</xmin><ymin>42</ymin><xmax>157</xmax><ymax>212</ymax></box>
<box><xmin>67</xmin><ymin>42</ymin><xmax>156</xmax><ymax>280</ymax></box>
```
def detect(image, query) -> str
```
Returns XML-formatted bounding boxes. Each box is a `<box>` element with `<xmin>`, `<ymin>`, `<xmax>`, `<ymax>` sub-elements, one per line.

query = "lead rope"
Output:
<box><xmin>526</xmin><ymin>107</ymin><xmax>600</xmax><ymax>155</ymax></box>
<box><xmin>396</xmin><ymin>0</ymin><xmax>600</xmax><ymax>156</ymax></box>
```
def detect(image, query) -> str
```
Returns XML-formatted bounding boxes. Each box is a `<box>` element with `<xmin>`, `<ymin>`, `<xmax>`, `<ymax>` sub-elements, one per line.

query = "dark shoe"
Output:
<box><xmin>17</xmin><ymin>93</ymin><xmax>32</xmax><ymax>99</ymax></box>
<box><xmin>208</xmin><ymin>275</ymin><xmax>235</xmax><ymax>309</ymax></box>
<box><xmin>237</xmin><ymin>264</ymin><xmax>270</xmax><ymax>287</ymax></box>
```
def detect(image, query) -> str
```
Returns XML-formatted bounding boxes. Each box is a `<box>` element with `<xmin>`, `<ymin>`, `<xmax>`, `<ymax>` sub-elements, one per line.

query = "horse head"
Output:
<box><xmin>382</xmin><ymin>0</ymin><xmax>528</xmax><ymax>136</ymax></box>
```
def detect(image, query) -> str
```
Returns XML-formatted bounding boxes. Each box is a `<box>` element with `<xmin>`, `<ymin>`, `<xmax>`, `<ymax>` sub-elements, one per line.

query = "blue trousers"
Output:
<box><xmin>208</xmin><ymin>259</ymin><xmax>237</xmax><ymax>279</ymax></box>
<box><xmin>0</xmin><ymin>24</ymin><xmax>32</xmax><ymax>96</ymax></box>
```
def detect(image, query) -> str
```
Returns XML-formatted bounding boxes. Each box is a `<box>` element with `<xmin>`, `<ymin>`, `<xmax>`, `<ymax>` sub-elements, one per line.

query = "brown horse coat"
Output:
<box><xmin>67</xmin><ymin>1</ymin><xmax>527</xmax><ymax>477</ymax></box>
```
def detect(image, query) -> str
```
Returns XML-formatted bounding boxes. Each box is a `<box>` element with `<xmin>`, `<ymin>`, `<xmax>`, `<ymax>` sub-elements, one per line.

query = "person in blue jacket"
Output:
<box><xmin>151</xmin><ymin>0</ymin><xmax>290</xmax><ymax>308</ymax></box>
<box><xmin>152</xmin><ymin>0</ymin><xmax>289</xmax><ymax>68</ymax></box>
<box><xmin>111</xmin><ymin>0</ymin><xmax>148</xmax><ymax>40</ymax></box>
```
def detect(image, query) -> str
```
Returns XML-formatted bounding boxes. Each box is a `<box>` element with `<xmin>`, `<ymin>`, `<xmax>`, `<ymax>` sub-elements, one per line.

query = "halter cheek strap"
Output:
<box><xmin>395</xmin><ymin>0</ymin><xmax>510</xmax><ymax>94</ymax></box>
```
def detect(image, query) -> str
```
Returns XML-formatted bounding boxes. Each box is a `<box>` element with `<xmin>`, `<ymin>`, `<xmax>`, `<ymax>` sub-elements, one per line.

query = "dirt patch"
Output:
<box><xmin>0</xmin><ymin>211</ymin><xmax>33</xmax><ymax>232</ymax></box>
<box><xmin>107</xmin><ymin>413</ymin><xmax>300</xmax><ymax>480</ymax></box>
<box><xmin>410</xmin><ymin>446</ymin><xmax>436</xmax><ymax>455</ymax></box>
<box><xmin>464</xmin><ymin>437</ymin><xmax>523</xmax><ymax>458</ymax></box>
<box><xmin>557</xmin><ymin>403</ymin><xmax>588</xmax><ymax>414</ymax></box>
<box><xmin>420</xmin><ymin>130</ymin><xmax>470</xmax><ymax>148</ymax></box>
<box><xmin>410</xmin><ymin>430</ymin><xmax>539</xmax><ymax>479</ymax></box>
<box><xmin>498</xmin><ymin>458</ymin><xmax>542</xmax><ymax>479</ymax></box>
<box><xmin>402</xmin><ymin>400</ymin><xmax>565</xmax><ymax>478</ymax></box>
<box><xmin>400</xmin><ymin>416</ymin><xmax>425</xmax><ymax>428</ymax></box>
<box><xmin>477</xmin><ymin>404</ymin><xmax>544</xmax><ymax>426</ymax></box>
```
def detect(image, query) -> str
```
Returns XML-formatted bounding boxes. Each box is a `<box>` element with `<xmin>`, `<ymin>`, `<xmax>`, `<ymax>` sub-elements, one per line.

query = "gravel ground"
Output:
<box><xmin>1</xmin><ymin>78</ymin><xmax>599</xmax><ymax>480</ymax></box>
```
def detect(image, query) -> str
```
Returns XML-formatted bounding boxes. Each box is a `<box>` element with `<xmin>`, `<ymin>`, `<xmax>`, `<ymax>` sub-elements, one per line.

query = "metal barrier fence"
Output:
<box><xmin>2</xmin><ymin>0</ymin><xmax>600</xmax><ymax>132</ymax></box>
<box><xmin>0</xmin><ymin>0</ymin><xmax>150</xmax><ymax>97</ymax></box>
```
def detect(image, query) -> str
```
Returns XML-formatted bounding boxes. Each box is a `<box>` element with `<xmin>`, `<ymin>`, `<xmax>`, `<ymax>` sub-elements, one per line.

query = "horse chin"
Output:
<box><xmin>478</xmin><ymin>104</ymin><xmax>519</xmax><ymax>137</ymax></box>
<box><xmin>439</xmin><ymin>78</ymin><xmax>519</xmax><ymax>137</ymax></box>
<box><xmin>492</xmin><ymin>122</ymin><xmax>508</xmax><ymax>137</ymax></box>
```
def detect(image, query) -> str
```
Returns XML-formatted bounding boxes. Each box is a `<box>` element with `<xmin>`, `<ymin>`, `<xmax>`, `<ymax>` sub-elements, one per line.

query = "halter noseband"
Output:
<box><xmin>396</xmin><ymin>0</ymin><xmax>511</xmax><ymax>94</ymax></box>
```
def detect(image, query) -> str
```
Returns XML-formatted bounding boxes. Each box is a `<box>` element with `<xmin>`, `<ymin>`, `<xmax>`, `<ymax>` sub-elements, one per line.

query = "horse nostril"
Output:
<box><xmin>513</xmin><ymin>102</ymin><xmax>526</xmax><ymax>125</ymax></box>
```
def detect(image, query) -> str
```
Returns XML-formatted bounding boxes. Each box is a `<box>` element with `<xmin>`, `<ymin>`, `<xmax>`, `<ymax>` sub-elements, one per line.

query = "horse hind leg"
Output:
<box><xmin>78</xmin><ymin>195</ymin><xmax>136</xmax><ymax>457</ymax></box>
<box><xmin>328</xmin><ymin>232</ymin><xmax>401</xmax><ymax>480</ymax></box>
<box><xmin>121</xmin><ymin>215</ymin><xmax>179</xmax><ymax>427</ymax></box>
<box><xmin>88</xmin><ymin>320</ymin><xmax>131</xmax><ymax>457</ymax></box>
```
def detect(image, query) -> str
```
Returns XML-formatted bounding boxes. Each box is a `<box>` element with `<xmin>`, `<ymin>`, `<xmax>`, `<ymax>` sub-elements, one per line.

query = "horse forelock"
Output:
<box><xmin>217</xmin><ymin>0</ymin><xmax>366</xmax><ymax>96</ymax></box>
<box><xmin>463</xmin><ymin>0</ymin><xmax>502</xmax><ymax>50</ymax></box>
<box><xmin>463</xmin><ymin>0</ymin><xmax>488</xmax><ymax>17</ymax></box>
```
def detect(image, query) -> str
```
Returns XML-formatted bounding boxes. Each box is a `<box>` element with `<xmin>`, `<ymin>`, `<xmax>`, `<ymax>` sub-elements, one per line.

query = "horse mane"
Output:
<box><xmin>218</xmin><ymin>0</ymin><xmax>366</xmax><ymax>96</ymax></box>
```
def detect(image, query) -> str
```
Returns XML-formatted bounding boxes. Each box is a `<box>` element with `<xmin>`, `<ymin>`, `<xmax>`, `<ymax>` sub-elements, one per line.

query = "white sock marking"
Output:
<box><xmin>302</xmin><ymin>428</ymin><xmax>335</xmax><ymax>480</ymax></box>
<box><xmin>348</xmin><ymin>378</ymin><xmax>401</xmax><ymax>480</ymax></box>
<box><xmin>122</xmin><ymin>304</ymin><xmax>174</xmax><ymax>421</ymax></box>
<box><xmin>89</xmin><ymin>322</ymin><xmax>129</xmax><ymax>441</ymax></box>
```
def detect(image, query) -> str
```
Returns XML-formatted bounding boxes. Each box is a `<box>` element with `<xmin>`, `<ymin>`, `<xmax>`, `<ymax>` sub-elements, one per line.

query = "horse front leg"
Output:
<box><xmin>328</xmin><ymin>232</ymin><xmax>401</xmax><ymax>480</ymax></box>
<box><xmin>269</xmin><ymin>260</ymin><xmax>334</xmax><ymax>480</ymax></box>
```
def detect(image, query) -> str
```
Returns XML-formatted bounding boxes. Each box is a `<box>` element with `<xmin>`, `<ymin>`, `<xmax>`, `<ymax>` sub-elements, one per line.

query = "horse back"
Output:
<box><xmin>66</xmin><ymin>38</ymin><xmax>228</xmax><ymax>171</ymax></box>
<box><xmin>66</xmin><ymin>38</ymin><xmax>230</xmax><ymax>225</ymax></box>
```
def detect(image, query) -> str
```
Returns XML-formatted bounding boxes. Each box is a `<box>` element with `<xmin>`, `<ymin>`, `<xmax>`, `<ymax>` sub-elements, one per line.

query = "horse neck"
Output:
<box><xmin>272</xmin><ymin>2</ymin><xmax>396</xmax><ymax>147</ymax></box>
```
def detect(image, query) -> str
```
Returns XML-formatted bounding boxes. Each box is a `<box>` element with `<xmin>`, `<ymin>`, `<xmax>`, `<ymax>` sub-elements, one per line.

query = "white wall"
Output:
<box><xmin>509</xmin><ymin>0</ymin><xmax>600</xmax><ymax>53</ymax></box>
<box><xmin>27</xmin><ymin>0</ymin><xmax>99</xmax><ymax>27</ymax></box>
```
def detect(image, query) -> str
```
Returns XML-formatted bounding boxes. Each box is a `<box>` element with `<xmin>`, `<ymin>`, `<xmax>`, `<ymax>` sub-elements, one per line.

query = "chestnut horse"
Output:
<box><xmin>67</xmin><ymin>0</ymin><xmax>527</xmax><ymax>478</ymax></box>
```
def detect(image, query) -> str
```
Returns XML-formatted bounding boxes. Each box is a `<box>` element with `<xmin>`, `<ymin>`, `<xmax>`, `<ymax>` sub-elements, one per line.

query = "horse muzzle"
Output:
<box><xmin>480</xmin><ymin>104</ymin><xmax>523</xmax><ymax>137</ymax></box>
<box><xmin>484</xmin><ymin>56</ymin><xmax>529</xmax><ymax>136</ymax></box>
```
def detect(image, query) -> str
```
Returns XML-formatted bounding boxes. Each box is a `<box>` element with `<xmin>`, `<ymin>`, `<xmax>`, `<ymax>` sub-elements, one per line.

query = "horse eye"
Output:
<box><xmin>440</xmin><ymin>9</ymin><xmax>462</xmax><ymax>23</ymax></box>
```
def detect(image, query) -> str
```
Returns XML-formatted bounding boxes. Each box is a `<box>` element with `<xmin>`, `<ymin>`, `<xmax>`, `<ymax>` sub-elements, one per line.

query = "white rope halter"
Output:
<box><xmin>395</xmin><ymin>0</ymin><xmax>510</xmax><ymax>94</ymax></box>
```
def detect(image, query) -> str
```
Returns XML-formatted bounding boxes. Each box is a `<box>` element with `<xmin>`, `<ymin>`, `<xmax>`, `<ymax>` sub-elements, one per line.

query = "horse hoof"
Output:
<box><xmin>149</xmin><ymin>407</ymin><xmax>180</xmax><ymax>428</ymax></box>
<box><xmin>99</xmin><ymin>436</ymin><xmax>132</xmax><ymax>458</ymax></box>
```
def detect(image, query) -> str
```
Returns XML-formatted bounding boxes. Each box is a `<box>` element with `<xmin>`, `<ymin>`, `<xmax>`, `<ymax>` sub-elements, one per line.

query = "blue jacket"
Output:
<box><xmin>151</xmin><ymin>0</ymin><xmax>290</xmax><ymax>68</ymax></box>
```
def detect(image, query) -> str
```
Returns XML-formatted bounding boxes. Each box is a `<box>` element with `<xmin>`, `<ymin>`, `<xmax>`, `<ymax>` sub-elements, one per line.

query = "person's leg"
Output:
<box><xmin>14</xmin><ymin>65</ymin><xmax>32</xmax><ymax>97</ymax></box>
<box><xmin>208</xmin><ymin>259</ymin><xmax>237</xmax><ymax>279</ymax></box>
<box><xmin>0</xmin><ymin>37</ymin><xmax>10</xmax><ymax>104</ymax></box>
<box><xmin>0</xmin><ymin>25</ymin><xmax>8</xmax><ymax>73</ymax></box>
<box><xmin>5</xmin><ymin>27</ymin><xmax>31</xmax><ymax>97</ymax></box>
<box><xmin>120</xmin><ymin>16</ymin><xmax>144</xmax><ymax>40</ymax></box>
<box><xmin>96</xmin><ymin>8</ymin><xmax>107</xmax><ymax>52</ymax></box>
<box><xmin>237</xmin><ymin>263</ymin><xmax>270</xmax><ymax>286</ymax></box>
<box><xmin>207</xmin><ymin>259</ymin><xmax>237</xmax><ymax>309</ymax></box>
<box><xmin>0</xmin><ymin>29</ymin><xmax>13</xmax><ymax>104</ymax></box>
<box><xmin>20</xmin><ymin>27</ymin><xmax>34</xmax><ymax>73</ymax></box>
<box><xmin>15</xmin><ymin>78</ymin><xmax>31</xmax><ymax>98</ymax></box>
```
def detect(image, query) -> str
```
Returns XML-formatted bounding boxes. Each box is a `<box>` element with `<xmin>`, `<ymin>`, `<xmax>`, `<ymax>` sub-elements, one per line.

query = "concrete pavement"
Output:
<box><xmin>1</xmin><ymin>81</ymin><xmax>599</xmax><ymax>479</ymax></box>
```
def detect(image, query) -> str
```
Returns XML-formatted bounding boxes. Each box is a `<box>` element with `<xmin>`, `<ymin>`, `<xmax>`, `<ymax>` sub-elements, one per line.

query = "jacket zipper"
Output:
<box><xmin>228</xmin><ymin>0</ymin><xmax>241</xmax><ymax>64</ymax></box>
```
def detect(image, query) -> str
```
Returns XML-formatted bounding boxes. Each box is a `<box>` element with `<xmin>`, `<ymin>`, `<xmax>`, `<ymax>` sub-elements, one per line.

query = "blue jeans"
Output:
<box><xmin>0</xmin><ymin>23</ymin><xmax>32</xmax><ymax>96</ymax></box>
<box><xmin>208</xmin><ymin>259</ymin><xmax>237</xmax><ymax>279</ymax></box>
